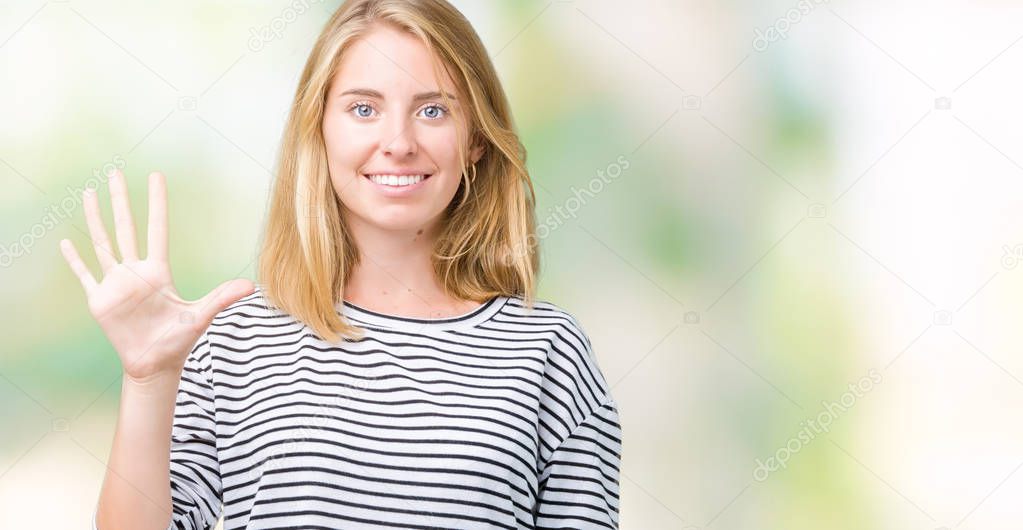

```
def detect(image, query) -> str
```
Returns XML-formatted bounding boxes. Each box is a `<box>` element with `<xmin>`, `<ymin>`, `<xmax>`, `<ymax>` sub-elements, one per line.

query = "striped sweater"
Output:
<box><xmin>96</xmin><ymin>286</ymin><xmax>621</xmax><ymax>529</ymax></box>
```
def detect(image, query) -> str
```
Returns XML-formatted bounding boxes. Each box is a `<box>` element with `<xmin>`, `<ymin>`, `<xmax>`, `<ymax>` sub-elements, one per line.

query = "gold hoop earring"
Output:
<box><xmin>466</xmin><ymin>162</ymin><xmax>477</xmax><ymax>184</ymax></box>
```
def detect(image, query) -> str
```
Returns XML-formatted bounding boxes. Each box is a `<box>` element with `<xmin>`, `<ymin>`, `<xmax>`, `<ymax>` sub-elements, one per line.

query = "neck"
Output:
<box><xmin>342</xmin><ymin>211</ymin><xmax>474</xmax><ymax>317</ymax></box>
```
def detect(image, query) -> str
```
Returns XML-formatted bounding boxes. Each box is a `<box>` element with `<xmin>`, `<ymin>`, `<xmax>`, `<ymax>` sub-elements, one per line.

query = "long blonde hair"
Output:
<box><xmin>256</xmin><ymin>0</ymin><xmax>538</xmax><ymax>343</ymax></box>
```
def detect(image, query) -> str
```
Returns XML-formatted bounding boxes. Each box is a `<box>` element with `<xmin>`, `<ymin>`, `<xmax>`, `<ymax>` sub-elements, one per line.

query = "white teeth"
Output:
<box><xmin>368</xmin><ymin>174</ymin><xmax>425</xmax><ymax>187</ymax></box>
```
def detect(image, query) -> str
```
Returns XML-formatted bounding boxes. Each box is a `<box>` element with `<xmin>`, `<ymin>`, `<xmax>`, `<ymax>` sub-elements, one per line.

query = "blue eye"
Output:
<box><xmin>419</xmin><ymin>104</ymin><xmax>447</xmax><ymax>120</ymax></box>
<box><xmin>351</xmin><ymin>103</ymin><xmax>375</xmax><ymax>118</ymax></box>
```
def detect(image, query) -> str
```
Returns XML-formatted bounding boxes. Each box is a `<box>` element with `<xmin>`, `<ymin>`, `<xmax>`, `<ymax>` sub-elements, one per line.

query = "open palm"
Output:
<box><xmin>59</xmin><ymin>170</ymin><xmax>254</xmax><ymax>383</ymax></box>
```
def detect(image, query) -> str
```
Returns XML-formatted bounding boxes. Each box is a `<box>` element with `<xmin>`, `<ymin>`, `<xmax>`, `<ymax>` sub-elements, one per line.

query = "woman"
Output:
<box><xmin>62</xmin><ymin>0</ymin><xmax>621</xmax><ymax>528</ymax></box>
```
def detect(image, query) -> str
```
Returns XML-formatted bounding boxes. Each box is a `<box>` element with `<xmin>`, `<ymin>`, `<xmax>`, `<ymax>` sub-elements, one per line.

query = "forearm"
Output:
<box><xmin>95</xmin><ymin>373</ymin><xmax>181</xmax><ymax>530</ymax></box>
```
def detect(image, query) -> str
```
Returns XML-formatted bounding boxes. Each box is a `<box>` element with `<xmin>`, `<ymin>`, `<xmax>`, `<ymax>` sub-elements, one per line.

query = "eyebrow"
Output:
<box><xmin>338</xmin><ymin>88</ymin><xmax>457</xmax><ymax>102</ymax></box>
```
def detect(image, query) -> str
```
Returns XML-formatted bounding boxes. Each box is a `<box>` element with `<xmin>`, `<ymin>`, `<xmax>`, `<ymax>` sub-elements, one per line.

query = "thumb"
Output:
<box><xmin>195</xmin><ymin>278</ymin><xmax>256</xmax><ymax>324</ymax></box>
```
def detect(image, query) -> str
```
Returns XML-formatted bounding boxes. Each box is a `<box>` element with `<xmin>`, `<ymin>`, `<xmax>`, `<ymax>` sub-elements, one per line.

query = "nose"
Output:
<box><xmin>380</xmin><ymin>114</ymin><xmax>417</xmax><ymax>157</ymax></box>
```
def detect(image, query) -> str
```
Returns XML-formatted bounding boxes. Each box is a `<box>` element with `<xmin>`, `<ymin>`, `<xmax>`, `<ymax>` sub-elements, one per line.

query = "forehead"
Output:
<box><xmin>334</xmin><ymin>23</ymin><xmax>457</xmax><ymax>95</ymax></box>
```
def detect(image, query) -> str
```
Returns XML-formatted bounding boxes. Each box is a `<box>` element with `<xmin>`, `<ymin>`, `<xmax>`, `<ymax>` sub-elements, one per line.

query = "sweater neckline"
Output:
<box><xmin>336</xmin><ymin>296</ymin><xmax>507</xmax><ymax>331</ymax></box>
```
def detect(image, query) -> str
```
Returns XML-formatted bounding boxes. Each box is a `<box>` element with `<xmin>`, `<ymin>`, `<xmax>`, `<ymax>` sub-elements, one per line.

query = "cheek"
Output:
<box><xmin>322</xmin><ymin>116</ymin><xmax>370</xmax><ymax>182</ymax></box>
<box><xmin>325</xmin><ymin>114</ymin><xmax>358</xmax><ymax>157</ymax></box>
<box><xmin>420</xmin><ymin>131</ymin><xmax>466</xmax><ymax>196</ymax></box>
<box><xmin>419</xmin><ymin>127</ymin><xmax>465</xmax><ymax>172</ymax></box>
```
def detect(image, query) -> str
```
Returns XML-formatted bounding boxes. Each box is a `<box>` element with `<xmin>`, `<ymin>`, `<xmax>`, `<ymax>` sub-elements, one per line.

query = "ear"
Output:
<box><xmin>469</xmin><ymin>141</ymin><xmax>485</xmax><ymax>164</ymax></box>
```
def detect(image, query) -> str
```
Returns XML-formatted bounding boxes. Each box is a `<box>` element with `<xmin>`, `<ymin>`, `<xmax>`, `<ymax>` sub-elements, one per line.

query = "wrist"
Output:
<box><xmin>121</xmin><ymin>370</ymin><xmax>182</xmax><ymax>396</ymax></box>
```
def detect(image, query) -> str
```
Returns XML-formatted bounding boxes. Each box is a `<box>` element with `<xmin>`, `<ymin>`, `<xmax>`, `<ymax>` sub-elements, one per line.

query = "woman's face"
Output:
<box><xmin>322</xmin><ymin>23</ymin><xmax>481</xmax><ymax>233</ymax></box>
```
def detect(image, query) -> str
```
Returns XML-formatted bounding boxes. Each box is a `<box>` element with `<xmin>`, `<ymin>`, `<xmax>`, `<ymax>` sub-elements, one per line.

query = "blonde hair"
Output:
<box><xmin>256</xmin><ymin>0</ymin><xmax>538</xmax><ymax>343</ymax></box>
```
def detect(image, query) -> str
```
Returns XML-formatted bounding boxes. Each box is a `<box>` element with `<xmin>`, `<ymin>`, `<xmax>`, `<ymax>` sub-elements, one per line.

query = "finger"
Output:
<box><xmin>59</xmin><ymin>238</ymin><xmax>98</xmax><ymax>294</ymax></box>
<box><xmin>146</xmin><ymin>171</ymin><xmax>168</xmax><ymax>262</ymax></box>
<box><xmin>108</xmin><ymin>169</ymin><xmax>140</xmax><ymax>262</ymax></box>
<box><xmin>82</xmin><ymin>187</ymin><xmax>118</xmax><ymax>273</ymax></box>
<box><xmin>194</xmin><ymin>279</ymin><xmax>255</xmax><ymax>324</ymax></box>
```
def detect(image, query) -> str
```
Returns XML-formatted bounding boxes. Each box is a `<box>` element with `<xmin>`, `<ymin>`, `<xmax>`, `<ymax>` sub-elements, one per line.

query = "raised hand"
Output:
<box><xmin>59</xmin><ymin>169</ymin><xmax>254</xmax><ymax>383</ymax></box>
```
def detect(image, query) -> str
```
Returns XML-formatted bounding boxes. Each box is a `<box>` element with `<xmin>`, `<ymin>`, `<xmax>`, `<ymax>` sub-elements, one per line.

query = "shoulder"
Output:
<box><xmin>211</xmin><ymin>283</ymin><xmax>290</xmax><ymax>324</ymax></box>
<box><xmin>500</xmin><ymin>295</ymin><xmax>611</xmax><ymax>399</ymax></box>
<box><xmin>498</xmin><ymin>295</ymin><xmax>594</xmax><ymax>351</ymax></box>
<box><xmin>517</xmin><ymin>297</ymin><xmax>618</xmax><ymax>455</ymax></box>
<box><xmin>201</xmin><ymin>283</ymin><xmax>303</xmax><ymax>351</ymax></box>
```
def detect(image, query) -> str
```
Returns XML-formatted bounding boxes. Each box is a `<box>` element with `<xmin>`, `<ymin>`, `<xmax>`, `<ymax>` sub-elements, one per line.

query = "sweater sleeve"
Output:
<box><xmin>167</xmin><ymin>329</ymin><xmax>223</xmax><ymax>529</ymax></box>
<box><xmin>533</xmin><ymin>398</ymin><xmax>623</xmax><ymax>529</ymax></box>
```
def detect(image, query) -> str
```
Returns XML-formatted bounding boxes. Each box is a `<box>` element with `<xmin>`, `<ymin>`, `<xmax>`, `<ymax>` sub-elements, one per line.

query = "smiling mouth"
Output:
<box><xmin>363</xmin><ymin>173</ymin><xmax>433</xmax><ymax>187</ymax></box>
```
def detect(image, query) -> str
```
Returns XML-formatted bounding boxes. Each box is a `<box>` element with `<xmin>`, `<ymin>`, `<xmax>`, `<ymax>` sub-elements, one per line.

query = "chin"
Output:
<box><xmin>358</xmin><ymin>204</ymin><xmax>448</xmax><ymax>232</ymax></box>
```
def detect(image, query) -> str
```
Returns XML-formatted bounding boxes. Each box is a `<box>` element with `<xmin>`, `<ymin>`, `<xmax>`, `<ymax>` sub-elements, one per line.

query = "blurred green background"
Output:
<box><xmin>4</xmin><ymin>0</ymin><xmax>1023</xmax><ymax>528</ymax></box>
